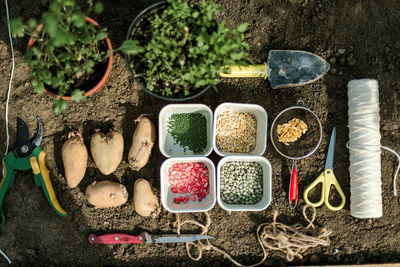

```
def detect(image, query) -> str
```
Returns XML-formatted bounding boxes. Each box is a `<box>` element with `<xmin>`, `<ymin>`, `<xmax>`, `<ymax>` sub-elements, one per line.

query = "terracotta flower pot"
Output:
<box><xmin>27</xmin><ymin>17</ymin><xmax>113</xmax><ymax>100</ymax></box>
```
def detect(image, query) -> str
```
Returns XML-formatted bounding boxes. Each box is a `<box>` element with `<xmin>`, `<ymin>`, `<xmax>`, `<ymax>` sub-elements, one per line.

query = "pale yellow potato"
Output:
<box><xmin>62</xmin><ymin>132</ymin><xmax>88</xmax><ymax>188</ymax></box>
<box><xmin>91</xmin><ymin>130</ymin><xmax>123</xmax><ymax>175</ymax></box>
<box><xmin>85</xmin><ymin>180</ymin><xmax>128</xmax><ymax>208</ymax></box>
<box><xmin>128</xmin><ymin>115</ymin><xmax>156</xmax><ymax>171</ymax></box>
<box><xmin>133</xmin><ymin>178</ymin><xmax>160</xmax><ymax>217</ymax></box>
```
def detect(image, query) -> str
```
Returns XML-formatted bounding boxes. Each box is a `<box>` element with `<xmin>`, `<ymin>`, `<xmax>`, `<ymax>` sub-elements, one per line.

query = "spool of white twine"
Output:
<box><xmin>347</xmin><ymin>79</ymin><xmax>400</xmax><ymax>219</ymax></box>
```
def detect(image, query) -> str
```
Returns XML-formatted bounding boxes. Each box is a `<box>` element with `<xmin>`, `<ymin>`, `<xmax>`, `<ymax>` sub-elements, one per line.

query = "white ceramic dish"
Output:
<box><xmin>159</xmin><ymin>104</ymin><xmax>213</xmax><ymax>157</ymax></box>
<box><xmin>217</xmin><ymin>156</ymin><xmax>272</xmax><ymax>211</ymax></box>
<box><xmin>213</xmin><ymin>103</ymin><xmax>267</xmax><ymax>156</ymax></box>
<box><xmin>160</xmin><ymin>157</ymin><xmax>216</xmax><ymax>213</ymax></box>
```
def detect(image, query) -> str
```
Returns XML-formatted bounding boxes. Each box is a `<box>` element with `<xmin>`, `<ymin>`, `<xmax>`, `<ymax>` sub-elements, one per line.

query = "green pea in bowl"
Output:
<box><xmin>216</xmin><ymin>156</ymin><xmax>272</xmax><ymax>211</ymax></box>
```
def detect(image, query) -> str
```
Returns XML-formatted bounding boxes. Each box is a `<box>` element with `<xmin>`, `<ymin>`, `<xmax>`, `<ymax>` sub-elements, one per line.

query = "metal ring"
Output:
<box><xmin>297</xmin><ymin>99</ymin><xmax>305</xmax><ymax>106</ymax></box>
<box><xmin>270</xmin><ymin>105</ymin><xmax>322</xmax><ymax>160</ymax></box>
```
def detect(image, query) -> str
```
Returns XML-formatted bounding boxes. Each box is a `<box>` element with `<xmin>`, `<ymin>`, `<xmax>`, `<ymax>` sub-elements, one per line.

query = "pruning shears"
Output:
<box><xmin>0</xmin><ymin>117</ymin><xmax>67</xmax><ymax>227</ymax></box>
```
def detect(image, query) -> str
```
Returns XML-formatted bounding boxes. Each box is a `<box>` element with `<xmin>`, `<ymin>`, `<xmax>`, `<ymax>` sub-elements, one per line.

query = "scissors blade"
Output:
<box><xmin>324</xmin><ymin>127</ymin><xmax>336</xmax><ymax>170</ymax></box>
<box><xmin>150</xmin><ymin>234</ymin><xmax>214</xmax><ymax>244</ymax></box>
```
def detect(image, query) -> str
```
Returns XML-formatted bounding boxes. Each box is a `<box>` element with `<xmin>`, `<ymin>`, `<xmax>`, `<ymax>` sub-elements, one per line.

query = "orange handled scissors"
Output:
<box><xmin>303</xmin><ymin>127</ymin><xmax>346</xmax><ymax>211</ymax></box>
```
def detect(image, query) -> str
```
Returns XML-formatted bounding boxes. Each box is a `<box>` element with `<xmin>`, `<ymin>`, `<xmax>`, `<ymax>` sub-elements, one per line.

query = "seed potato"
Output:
<box><xmin>91</xmin><ymin>129</ymin><xmax>123</xmax><ymax>175</ymax></box>
<box><xmin>85</xmin><ymin>180</ymin><xmax>128</xmax><ymax>208</ymax></box>
<box><xmin>62</xmin><ymin>131</ymin><xmax>88</xmax><ymax>188</ymax></box>
<box><xmin>128</xmin><ymin>115</ymin><xmax>156</xmax><ymax>171</ymax></box>
<box><xmin>133</xmin><ymin>178</ymin><xmax>160</xmax><ymax>217</ymax></box>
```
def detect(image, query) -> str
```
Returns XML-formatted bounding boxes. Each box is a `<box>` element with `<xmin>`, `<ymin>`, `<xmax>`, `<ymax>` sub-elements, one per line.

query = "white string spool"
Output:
<box><xmin>347</xmin><ymin>79</ymin><xmax>400</xmax><ymax>219</ymax></box>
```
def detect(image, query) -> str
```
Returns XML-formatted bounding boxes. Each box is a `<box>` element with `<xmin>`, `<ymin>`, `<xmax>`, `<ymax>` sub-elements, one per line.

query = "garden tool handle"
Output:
<box><xmin>0</xmin><ymin>159</ymin><xmax>15</xmax><ymax>227</ymax></box>
<box><xmin>88</xmin><ymin>233</ymin><xmax>146</xmax><ymax>244</ymax></box>
<box><xmin>289</xmin><ymin>167</ymin><xmax>298</xmax><ymax>209</ymax></box>
<box><xmin>303</xmin><ymin>172</ymin><xmax>325</xmax><ymax>207</ymax></box>
<box><xmin>323</xmin><ymin>169</ymin><xmax>346</xmax><ymax>211</ymax></box>
<box><xmin>30</xmin><ymin>151</ymin><xmax>67</xmax><ymax>217</ymax></box>
<box><xmin>219</xmin><ymin>63</ymin><xmax>267</xmax><ymax>79</ymax></box>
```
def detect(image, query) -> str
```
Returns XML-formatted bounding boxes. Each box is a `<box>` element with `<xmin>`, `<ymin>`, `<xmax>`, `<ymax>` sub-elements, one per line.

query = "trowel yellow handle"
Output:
<box><xmin>219</xmin><ymin>63</ymin><xmax>267</xmax><ymax>79</ymax></box>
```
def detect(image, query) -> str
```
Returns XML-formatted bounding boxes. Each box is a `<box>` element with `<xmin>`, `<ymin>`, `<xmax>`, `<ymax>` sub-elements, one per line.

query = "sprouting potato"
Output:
<box><xmin>85</xmin><ymin>180</ymin><xmax>128</xmax><ymax>208</ymax></box>
<box><xmin>91</xmin><ymin>129</ymin><xmax>123</xmax><ymax>175</ymax></box>
<box><xmin>128</xmin><ymin>115</ymin><xmax>156</xmax><ymax>171</ymax></box>
<box><xmin>62</xmin><ymin>131</ymin><xmax>88</xmax><ymax>188</ymax></box>
<box><xmin>133</xmin><ymin>178</ymin><xmax>160</xmax><ymax>217</ymax></box>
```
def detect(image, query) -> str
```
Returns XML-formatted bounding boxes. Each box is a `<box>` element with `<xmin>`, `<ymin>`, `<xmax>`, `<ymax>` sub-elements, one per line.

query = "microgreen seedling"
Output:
<box><xmin>122</xmin><ymin>0</ymin><xmax>251</xmax><ymax>98</ymax></box>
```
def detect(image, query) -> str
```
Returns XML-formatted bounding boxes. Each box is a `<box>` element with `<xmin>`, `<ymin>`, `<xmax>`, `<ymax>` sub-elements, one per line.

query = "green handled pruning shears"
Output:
<box><xmin>303</xmin><ymin>127</ymin><xmax>346</xmax><ymax>211</ymax></box>
<box><xmin>0</xmin><ymin>117</ymin><xmax>67</xmax><ymax>227</ymax></box>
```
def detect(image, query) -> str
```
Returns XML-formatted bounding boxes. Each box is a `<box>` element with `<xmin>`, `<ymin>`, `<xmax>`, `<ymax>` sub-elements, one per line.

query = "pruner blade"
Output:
<box><xmin>14</xmin><ymin>117</ymin><xmax>42</xmax><ymax>158</ymax></box>
<box><xmin>16</xmin><ymin>117</ymin><xmax>30</xmax><ymax>147</ymax></box>
<box><xmin>32</xmin><ymin>116</ymin><xmax>43</xmax><ymax>147</ymax></box>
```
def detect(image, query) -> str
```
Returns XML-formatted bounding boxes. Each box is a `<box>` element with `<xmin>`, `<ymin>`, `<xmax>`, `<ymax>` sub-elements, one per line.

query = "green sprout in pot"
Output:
<box><xmin>10</xmin><ymin>0</ymin><xmax>108</xmax><ymax>115</ymax></box>
<box><xmin>121</xmin><ymin>0</ymin><xmax>251</xmax><ymax>98</ymax></box>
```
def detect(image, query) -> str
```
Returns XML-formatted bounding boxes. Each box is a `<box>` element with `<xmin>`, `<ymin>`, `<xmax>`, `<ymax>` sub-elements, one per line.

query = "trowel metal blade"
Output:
<box><xmin>267</xmin><ymin>50</ymin><xmax>330</xmax><ymax>89</ymax></box>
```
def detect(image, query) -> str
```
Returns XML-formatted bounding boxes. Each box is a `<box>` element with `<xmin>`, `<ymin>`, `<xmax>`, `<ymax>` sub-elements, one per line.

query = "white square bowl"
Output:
<box><xmin>213</xmin><ymin>103</ymin><xmax>267</xmax><ymax>156</ymax></box>
<box><xmin>160</xmin><ymin>157</ymin><xmax>216</xmax><ymax>213</ymax></box>
<box><xmin>159</xmin><ymin>104</ymin><xmax>213</xmax><ymax>157</ymax></box>
<box><xmin>217</xmin><ymin>156</ymin><xmax>272</xmax><ymax>211</ymax></box>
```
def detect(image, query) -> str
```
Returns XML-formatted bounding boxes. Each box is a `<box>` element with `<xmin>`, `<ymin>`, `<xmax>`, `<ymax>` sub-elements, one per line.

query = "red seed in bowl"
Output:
<box><xmin>169</xmin><ymin>162</ymin><xmax>210</xmax><ymax>203</ymax></box>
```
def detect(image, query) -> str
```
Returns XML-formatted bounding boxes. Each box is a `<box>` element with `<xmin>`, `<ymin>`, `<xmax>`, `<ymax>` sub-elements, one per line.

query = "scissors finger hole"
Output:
<box><xmin>306</xmin><ymin>183</ymin><xmax>323</xmax><ymax>203</ymax></box>
<box><xmin>327</xmin><ymin>184</ymin><xmax>342</xmax><ymax>207</ymax></box>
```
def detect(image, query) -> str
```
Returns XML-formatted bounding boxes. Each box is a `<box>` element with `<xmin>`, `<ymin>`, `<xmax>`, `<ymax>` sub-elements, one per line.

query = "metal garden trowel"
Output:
<box><xmin>219</xmin><ymin>50</ymin><xmax>330</xmax><ymax>89</ymax></box>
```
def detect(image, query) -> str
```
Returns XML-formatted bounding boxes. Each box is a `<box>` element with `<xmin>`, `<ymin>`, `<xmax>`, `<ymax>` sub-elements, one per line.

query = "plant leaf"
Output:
<box><xmin>63</xmin><ymin>0</ymin><xmax>75</xmax><ymax>7</ymax></box>
<box><xmin>71</xmin><ymin>89</ymin><xmax>87</xmax><ymax>103</ymax></box>
<box><xmin>83</xmin><ymin>60</ymin><xmax>95</xmax><ymax>74</ymax></box>
<box><xmin>51</xmin><ymin>75</ymin><xmax>63</xmax><ymax>88</ymax></box>
<box><xmin>237</xmin><ymin>22</ymin><xmax>248</xmax><ymax>33</ymax></box>
<box><xmin>53</xmin><ymin>98</ymin><xmax>67</xmax><ymax>115</ymax></box>
<box><xmin>95</xmin><ymin>32</ymin><xmax>107</xmax><ymax>41</ymax></box>
<box><xmin>32</xmin><ymin>80</ymin><xmax>44</xmax><ymax>94</ymax></box>
<box><xmin>10</xmin><ymin>18</ymin><xmax>25</xmax><ymax>38</ymax></box>
<box><xmin>71</xmin><ymin>11</ymin><xmax>86</xmax><ymax>28</ymax></box>
<box><xmin>94</xmin><ymin>2</ymin><xmax>104</xmax><ymax>14</ymax></box>
<box><xmin>117</xmin><ymin>40</ymin><xmax>144</xmax><ymax>55</ymax></box>
<box><xmin>42</xmin><ymin>12</ymin><xmax>58</xmax><ymax>35</ymax></box>
<box><xmin>27</xmin><ymin>18</ymin><xmax>37</xmax><ymax>31</ymax></box>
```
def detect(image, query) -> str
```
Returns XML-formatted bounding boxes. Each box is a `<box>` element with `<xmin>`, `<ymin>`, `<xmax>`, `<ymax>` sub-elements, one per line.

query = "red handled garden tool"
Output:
<box><xmin>219</xmin><ymin>50</ymin><xmax>330</xmax><ymax>89</ymax></box>
<box><xmin>0</xmin><ymin>117</ymin><xmax>67</xmax><ymax>227</ymax></box>
<box><xmin>89</xmin><ymin>232</ymin><xmax>213</xmax><ymax>244</ymax></box>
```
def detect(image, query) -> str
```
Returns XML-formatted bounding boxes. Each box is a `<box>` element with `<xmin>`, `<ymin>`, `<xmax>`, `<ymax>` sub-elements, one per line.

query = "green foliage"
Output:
<box><xmin>123</xmin><ymin>0</ymin><xmax>250</xmax><ymax>97</ymax></box>
<box><xmin>11</xmin><ymin>0</ymin><xmax>108</xmax><ymax>115</ymax></box>
<box><xmin>116</xmin><ymin>40</ymin><xmax>144</xmax><ymax>55</ymax></box>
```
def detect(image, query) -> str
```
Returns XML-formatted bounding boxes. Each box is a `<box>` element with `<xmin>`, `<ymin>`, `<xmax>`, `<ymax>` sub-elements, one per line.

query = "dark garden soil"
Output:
<box><xmin>1</xmin><ymin>0</ymin><xmax>400</xmax><ymax>266</ymax></box>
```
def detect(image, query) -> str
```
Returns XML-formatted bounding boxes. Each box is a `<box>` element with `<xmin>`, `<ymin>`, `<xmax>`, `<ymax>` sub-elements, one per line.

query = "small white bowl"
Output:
<box><xmin>213</xmin><ymin>103</ymin><xmax>267</xmax><ymax>156</ymax></box>
<box><xmin>159</xmin><ymin>104</ymin><xmax>213</xmax><ymax>157</ymax></box>
<box><xmin>217</xmin><ymin>156</ymin><xmax>272</xmax><ymax>212</ymax></box>
<box><xmin>160</xmin><ymin>157</ymin><xmax>216</xmax><ymax>213</ymax></box>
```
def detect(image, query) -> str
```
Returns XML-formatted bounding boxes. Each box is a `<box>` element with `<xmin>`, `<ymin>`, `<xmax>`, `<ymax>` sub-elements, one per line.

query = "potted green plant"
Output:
<box><xmin>11</xmin><ymin>0</ymin><xmax>114</xmax><ymax>115</ymax></box>
<box><xmin>123</xmin><ymin>0</ymin><xmax>251</xmax><ymax>101</ymax></box>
